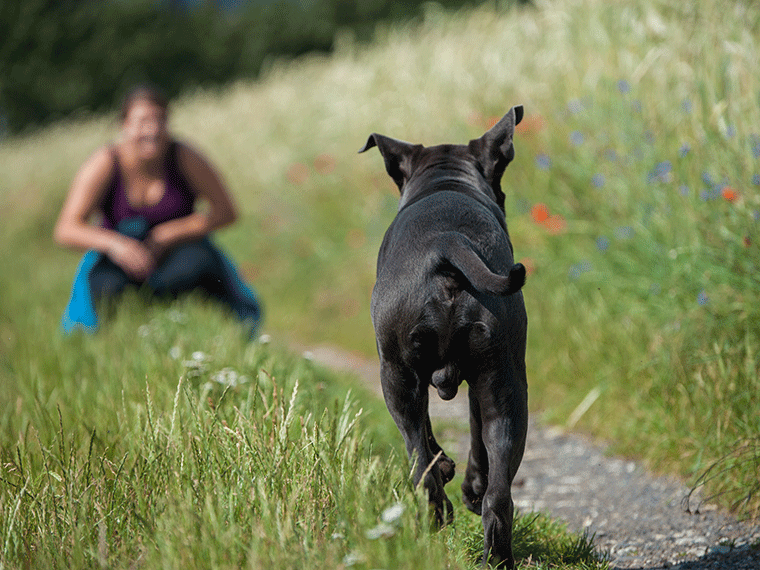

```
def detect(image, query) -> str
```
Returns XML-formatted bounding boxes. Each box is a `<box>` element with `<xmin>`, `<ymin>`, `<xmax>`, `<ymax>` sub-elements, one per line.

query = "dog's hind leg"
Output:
<box><xmin>473</xmin><ymin>371</ymin><xmax>528</xmax><ymax>569</ymax></box>
<box><xmin>379</xmin><ymin>358</ymin><xmax>453</xmax><ymax>526</ymax></box>
<box><xmin>462</xmin><ymin>387</ymin><xmax>488</xmax><ymax>515</ymax></box>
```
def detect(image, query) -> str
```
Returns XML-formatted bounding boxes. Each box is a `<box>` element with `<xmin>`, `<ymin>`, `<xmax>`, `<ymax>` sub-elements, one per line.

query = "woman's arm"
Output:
<box><xmin>54</xmin><ymin>147</ymin><xmax>157</xmax><ymax>280</ymax></box>
<box><xmin>144</xmin><ymin>142</ymin><xmax>238</xmax><ymax>258</ymax></box>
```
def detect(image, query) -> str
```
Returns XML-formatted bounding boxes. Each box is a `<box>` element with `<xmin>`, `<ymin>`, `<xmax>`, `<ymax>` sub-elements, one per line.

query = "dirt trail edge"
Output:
<box><xmin>297</xmin><ymin>343</ymin><xmax>760</xmax><ymax>570</ymax></box>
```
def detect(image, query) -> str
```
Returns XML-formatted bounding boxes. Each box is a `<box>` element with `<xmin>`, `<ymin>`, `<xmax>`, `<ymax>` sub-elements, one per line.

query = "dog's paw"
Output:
<box><xmin>461</xmin><ymin>477</ymin><xmax>485</xmax><ymax>516</ymax></box>
<box><xmin>462</xmin><ymin>492</ymin><xmax>483</xmax><ymax>516</ymax></box>
<box><xmin>437</xmin><ymin>453</ymin><xmax>456</xmax><ymax>484</ymax></box>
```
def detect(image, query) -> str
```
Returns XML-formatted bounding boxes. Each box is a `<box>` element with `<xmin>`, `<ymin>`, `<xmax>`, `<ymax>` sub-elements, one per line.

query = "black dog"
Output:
<box><xmin>360</xmin><ymin>106</ymin><xmax>528</xmax><ymax>568</ymax></box>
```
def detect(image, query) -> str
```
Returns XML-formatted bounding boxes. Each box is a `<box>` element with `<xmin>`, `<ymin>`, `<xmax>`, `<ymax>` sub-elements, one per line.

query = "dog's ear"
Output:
<box><xmin>359</xmin><ymin>134</ymin><xmax>421</xmax><ymax>191</ymax></box>
<box><xmin>468</xmin><ymin>105</ymin><xmax>523</xmax><ymax>199</ymax></box>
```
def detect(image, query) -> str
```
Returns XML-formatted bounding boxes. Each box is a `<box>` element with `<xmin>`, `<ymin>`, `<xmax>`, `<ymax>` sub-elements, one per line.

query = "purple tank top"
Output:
<box><xmin>101</xmin><ymin>141</ymin><xmax>195</xmax><ymax>231</ymax></box>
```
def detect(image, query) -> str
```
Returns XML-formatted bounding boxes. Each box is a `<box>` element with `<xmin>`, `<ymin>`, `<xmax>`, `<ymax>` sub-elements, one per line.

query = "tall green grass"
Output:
<box><xmin>0</xmin><ymin>0</ymin><xmax>757</xmax><ymax>528</ymax></box>
<box><xmin>0</xmin><ymin>297</ymin><xmax>603</xmax><ymax>569</ymax></box>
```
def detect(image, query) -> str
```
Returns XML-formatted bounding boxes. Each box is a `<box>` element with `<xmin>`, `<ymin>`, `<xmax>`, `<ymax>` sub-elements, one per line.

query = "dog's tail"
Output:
<box><xmin>437</xmin><ymin>233</ymin><xmax>526</xmax><ymax>296</ymax></box>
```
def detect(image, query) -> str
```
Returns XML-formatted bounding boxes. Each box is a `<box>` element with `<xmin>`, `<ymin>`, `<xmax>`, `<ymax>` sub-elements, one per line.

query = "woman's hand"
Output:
<box><xmin>143</xmin><ymin>226</ymin><xmax>170</xmax><ymax>262</ymax></box>
<box><xmin>107</xmin><ymin>236</ymin><xmax>156</xmax><ymax>281</ymax></box>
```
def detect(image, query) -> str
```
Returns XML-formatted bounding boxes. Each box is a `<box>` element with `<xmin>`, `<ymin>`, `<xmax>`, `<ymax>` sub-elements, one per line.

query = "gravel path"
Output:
<box><xmin>299</xmin><ymin>343</ymin><xmax>760</xmax><ymax>569</ymax></box>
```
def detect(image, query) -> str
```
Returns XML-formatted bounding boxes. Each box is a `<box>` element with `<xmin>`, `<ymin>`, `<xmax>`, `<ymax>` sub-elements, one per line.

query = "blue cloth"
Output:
<box><xmin>61</xmin><ymin>250</ymin><xmax>101</xmax><ymax>334</ymax></box>
<box><xmin>61</xmin><ymin>217</ymin><xmax>262</xmax><ymax>338</ymax></box>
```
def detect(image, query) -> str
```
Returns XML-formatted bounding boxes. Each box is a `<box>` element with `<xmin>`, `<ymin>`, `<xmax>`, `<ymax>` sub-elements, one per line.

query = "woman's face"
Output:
<box><xmin>122</xmin><ymin>98</ymin><xmax>169</xmax><ymax>161</ymax></box>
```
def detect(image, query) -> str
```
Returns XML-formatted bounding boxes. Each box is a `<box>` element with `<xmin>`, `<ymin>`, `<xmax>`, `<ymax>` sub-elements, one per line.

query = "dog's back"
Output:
<box><xmin>372</xmin><ymin>186</ymin><xmax>526</xmax><ymax>401</ymax></box>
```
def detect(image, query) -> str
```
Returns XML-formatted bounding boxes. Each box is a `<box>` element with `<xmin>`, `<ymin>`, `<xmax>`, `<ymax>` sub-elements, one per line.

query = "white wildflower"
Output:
<box><xmin>365</xmin><ymin>523</ymin><xmax>396</xmax><ymax>540</ymax></box>
<box><xmin>381</xmin><ymin>503</ymin><xmax>405</xmax><ymax>525</ymax></box>
<box><xmin>182</xmin><ymin>351</ymin><xmax>210</xmax><ymax>377</ymax></box>
<box><xmin>212</xmin><ymin>368</ymin><xmax>248</xmax><ymax>387</ymax></box>
<box><xmin>342</xmin><ymin>551</ymin><xmax>365</xmax><ymax>566</ymax></box>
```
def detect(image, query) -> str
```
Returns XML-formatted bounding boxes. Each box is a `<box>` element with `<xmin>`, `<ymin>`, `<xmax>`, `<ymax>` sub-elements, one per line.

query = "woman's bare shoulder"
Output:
<box><xmin>80</xmin><ymin>145</ymin><xmax>117</xmax><ymax>178</ymax></box>
<box><xmin>69</xmin><ymin>144</ymin><xmax>118</xmax><ymax>200</ymax></box>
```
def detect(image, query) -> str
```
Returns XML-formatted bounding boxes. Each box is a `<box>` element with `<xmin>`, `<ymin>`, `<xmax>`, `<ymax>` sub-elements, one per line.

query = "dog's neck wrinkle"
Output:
<box><xmin>399</xmin><ymin>166</ymin><xmax>495</xmax><ymax>212</ymax></box>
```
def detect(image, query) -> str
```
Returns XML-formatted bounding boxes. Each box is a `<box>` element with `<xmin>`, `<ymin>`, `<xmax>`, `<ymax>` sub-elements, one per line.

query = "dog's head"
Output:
<box><xmin>359</xmin><ymin>105</ymin><xmax>523</xmax><ymax>211</ymax></box>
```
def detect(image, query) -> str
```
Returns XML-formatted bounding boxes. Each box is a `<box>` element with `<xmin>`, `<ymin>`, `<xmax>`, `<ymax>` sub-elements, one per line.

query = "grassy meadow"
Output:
<box><xmin>1</xmin><ymin>0</ymin><xmax>759</xmax><ymax>566</ymax></box>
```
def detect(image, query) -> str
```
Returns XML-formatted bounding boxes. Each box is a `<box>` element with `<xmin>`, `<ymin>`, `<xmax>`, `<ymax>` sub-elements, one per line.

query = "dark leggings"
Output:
<box><xmin>89</xmin><ymin>240</ymin><xmax>226</xmax><ymax>303</ymax></box>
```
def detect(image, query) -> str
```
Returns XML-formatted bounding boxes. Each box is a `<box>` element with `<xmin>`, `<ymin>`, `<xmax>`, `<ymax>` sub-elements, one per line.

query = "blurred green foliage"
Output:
<box><xmin>0</xmin><ymin>0</ymin><xmax>527</xmax><ymax>134</ymax></box>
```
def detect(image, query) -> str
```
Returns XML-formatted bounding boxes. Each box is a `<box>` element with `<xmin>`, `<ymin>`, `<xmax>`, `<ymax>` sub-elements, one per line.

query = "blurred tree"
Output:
<box><xmin>0</xmin><ymin>0</ymin><xmax>529</xmax><ymax>135</ymax></box>
<box><xmin>0</xmin><ymin>0</ymin><xmax>236</xmax><ymax>133</ymax></box>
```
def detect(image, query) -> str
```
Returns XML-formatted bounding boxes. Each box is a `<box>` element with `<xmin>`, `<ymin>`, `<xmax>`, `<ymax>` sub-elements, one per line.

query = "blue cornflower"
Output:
<box><xmin>614</xmin><ymin>226</ymin><xmax>634</xmax><ymax>240</ymax></box>
<box><xmin>596</xmin><ymin>236</ymin><xmax>610</xmax><ymax>252</ymax></box>
<box><xmin>701</xmin><ymin>171</ymin><xmax>714</xmax><ymax>186</ymax></box>
<box><xmin>679</xmin><ymin>185</ymin><xmax>690</xmax><ymax>197</ymax></box>
<box><xmin>605</xmin><ymin>149</ymin><xmax>618</xmax><ymax>162</ymax></box>
<box><xmin>703</xmin><ymin>187</ymin><xmax>720</xmax><ymax>200</ymax></box>
<box><xmin>568</xmin><ymin>99</ymin><xmax>583</xmax><ymax>114</ymax></box>
<box><xmin>592</xmin><ymin>173</ymin><xmax>605</xmax><ymax>188</ymax></box>
<box><xmin>700</xmin><ymin>190</ymin><xmax>710</xmax><ymax>201</ymax></box>
<box><xmin>725</xmin><ymin>125</ymin><xmax>736</xmax><ymax>139</ymax></box>
<box><xmin>752</xmin><ymin>135</ymin><xmax>760</xmax><ymax>158</ymax></box>
<box><xmin>570</xmin><ymin>131</ymin><xmax>584</xmax><ymax>146</ymax></box>
<box><xmin>535</xmin><ymin>153</ymin><xmax>551</xmax><ymax>170</ymax></box>
<box><xmin>679</xmin><ymin>143</ymin><xmax>690</xmax><ymax>157</ymax></box>
<box><xmin>617</xmin><ymin>79</ymin><xmax>631</xmax><ymax>94</ymax></box>
<box><xmin>648</xmin><ymin>161</ymin><xmax>672</xmax><ymax>183</ymax></box>
<box><xmin>752</xmin><ymin>174</ymin><xmax>760</xmax><ymax>186</ymax></box>
<box><xmin>682</xmin><ymin>99</ymin><xmax>693</xmax><ymax>113</ymax></box>
<box><xmin>697</xmin><ymin>290</ymin><xmax>709</xmax><ymax>306</ymax></box>
<box><xmin>632</xmin><ymin>100</ymin><xmax>642</xmax><ymax>113</ymax></box>
<box><xmin>568</xmin><ymin>260</ymin><xmax>592</xmax><ymax>280</ymax></box>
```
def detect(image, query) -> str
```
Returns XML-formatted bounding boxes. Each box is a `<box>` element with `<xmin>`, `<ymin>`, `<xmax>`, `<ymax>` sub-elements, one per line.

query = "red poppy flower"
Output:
<box><xmin>531</xmin><ymin>203</ymin><xmax>550</xmax><ymax>224</ymax></box>
<box><xmin>314</xmin><ymin>154</ymin><xmax>336</xmax><ymax>175</ymax></box>
<box><xmin>515</xmin><ymin>114</ymin><xmax>546</xmax><ymax>134</ymax></box>
<box><xmin>286</xmin><ymin>163</ymin><xmax>309</xmax><ymax>185</ymax></box>
<box><xmin>722</xmin><ymin>186</ymin><xmax>739</xmax><ymax>202</ymax></box>
<box><xmin>544</xmin><ymin>215</ymin><xmax>567</xmax><ymax>234</ymax></box>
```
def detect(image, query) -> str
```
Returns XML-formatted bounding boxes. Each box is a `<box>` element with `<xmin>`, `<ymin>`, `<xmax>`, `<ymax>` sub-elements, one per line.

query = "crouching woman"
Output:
<box><xmin>55</xmin><ymin>86</ymin><xmax>261</xmax><ymax>337</ymax></box>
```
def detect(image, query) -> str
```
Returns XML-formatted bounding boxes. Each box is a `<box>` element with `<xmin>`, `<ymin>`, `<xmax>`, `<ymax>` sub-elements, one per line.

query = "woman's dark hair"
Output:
<box><xmin>119</xmin><ymin>85</ymin><xmax>169</xmax><ymax>122</ymax></box>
